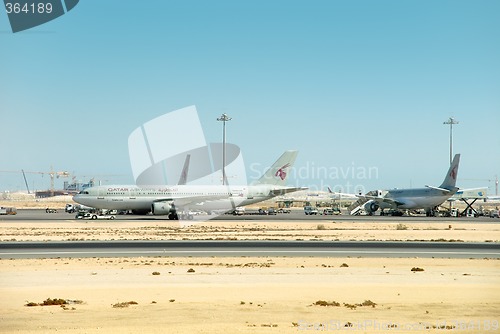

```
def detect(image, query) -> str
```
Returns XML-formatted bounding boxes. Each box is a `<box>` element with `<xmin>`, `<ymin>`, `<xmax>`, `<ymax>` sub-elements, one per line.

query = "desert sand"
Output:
<box><xmin>0</xmin><ymin>256</ymin><xmax>499</xmax><ymax>333</ymax></box>
<box><xmin>1</xmin><ymin>220</ymin><xmax>499</xmax><ymax>243</ymax></box>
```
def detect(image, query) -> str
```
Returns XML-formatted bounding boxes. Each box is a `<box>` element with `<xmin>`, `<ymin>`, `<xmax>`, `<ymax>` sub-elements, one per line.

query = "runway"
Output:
<box><xmin>2</xmin><ymin>209</ymin><xmax>499</xmax><ymax>223</ymax></box>
<box><xmin>1</xmin><ymin>240</ymin><xmax>499</xmax><ymax>259</ymax></box>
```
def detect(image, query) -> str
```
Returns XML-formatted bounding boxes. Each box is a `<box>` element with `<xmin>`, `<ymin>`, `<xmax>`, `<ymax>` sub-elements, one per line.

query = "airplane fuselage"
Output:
<box><xmin>381</xmin><ymin>187</ymin><xmax>457</xmax><ymax>210</ymax></box>
<box><xmin>73</xmin><ymin>184</ymin><xmax>283</xmax><ymax>212</ymax></box>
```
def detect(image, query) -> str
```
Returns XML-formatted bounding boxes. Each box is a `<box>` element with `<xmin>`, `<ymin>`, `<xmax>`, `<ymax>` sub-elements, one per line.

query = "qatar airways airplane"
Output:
<box><xmin>73</xmin><ymin>151</ymin><xmax>303</xmax><ymax>220</ymax></box>
<box><xmin>351</xmin><ymin>154</ymin><xmax>461</xmax><ymax>216</ymax></box>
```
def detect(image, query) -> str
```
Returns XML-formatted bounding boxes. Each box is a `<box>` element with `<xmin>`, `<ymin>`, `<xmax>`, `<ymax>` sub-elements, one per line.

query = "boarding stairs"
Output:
<box><xmin>348</xmin><ymin>190</ymin><xmax>378</xmax><ymax>215</ymax></box>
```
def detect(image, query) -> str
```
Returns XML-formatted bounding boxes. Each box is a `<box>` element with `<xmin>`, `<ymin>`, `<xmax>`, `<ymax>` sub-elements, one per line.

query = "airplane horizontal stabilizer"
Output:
<box><xmin>425</xmin><ymin>185</ymin><xmax>453</xmax><ymax>193</ymax></box>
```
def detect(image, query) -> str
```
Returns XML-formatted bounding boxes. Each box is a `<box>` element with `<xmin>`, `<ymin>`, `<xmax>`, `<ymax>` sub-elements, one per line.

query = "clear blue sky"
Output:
<box><xmin>1</xmin><ymin>0</ymin><xmax>499</xmax><ymax>194</ymax></box>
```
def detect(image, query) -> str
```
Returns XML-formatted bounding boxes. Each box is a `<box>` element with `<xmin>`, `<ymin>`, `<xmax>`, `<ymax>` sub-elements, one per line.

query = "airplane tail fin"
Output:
<box><xmin>439</xmin><ymin>154</ymin><xmax>460</xmax><ymax>190</ymax></box>
<box><xmin>177</xmin><ymin>154</ymin><xmax>191</xmax><ymax>185</ymax></box>
<box><xmin>252</xmin><ymin>150</ymin><xmax>298</xmax><ymax>186</ymax></box>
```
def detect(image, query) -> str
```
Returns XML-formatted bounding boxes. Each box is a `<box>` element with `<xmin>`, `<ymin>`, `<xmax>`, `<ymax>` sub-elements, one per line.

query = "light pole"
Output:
<box><xmin>217</xmin><ymin>113</ymin><xmax>232</xmax><ymax>185</ymax></box>
<box><xmin>443</xmin><ymin>117</ymin><xmax>459</xmax><ymax>165</ymax></box>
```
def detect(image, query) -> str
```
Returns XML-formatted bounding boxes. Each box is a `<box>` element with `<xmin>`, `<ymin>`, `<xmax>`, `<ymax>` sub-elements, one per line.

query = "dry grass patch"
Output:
<box><xmin>25</xmin><ymin>298</ymin><xmax>83</xmax><ymax>307</ymax></box>
<box><xmin>313</xmin><ymin>300</ymin><xmax>340</xmax><ymax>307</ymax></box>
<box><xmin>112</xmin><ymin>301</ymin><xmax>138</xmax><ymax>308</ymax></box>
<box><xmin>313</xmin><ymin>299</ymin><xmax>377</xmax><ymax>309</ymax></box>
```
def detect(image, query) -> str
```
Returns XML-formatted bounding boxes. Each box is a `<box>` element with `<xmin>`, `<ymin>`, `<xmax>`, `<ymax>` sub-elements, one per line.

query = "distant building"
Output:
<box><xmin>35</xmin><ymin>180</ymin><xmax>94</xmax><ymax>198</ymax></box>
<box><xmin>64</xmin><ymin>179</ymin><xmax>95</xmax><ymax>192</ymax></box>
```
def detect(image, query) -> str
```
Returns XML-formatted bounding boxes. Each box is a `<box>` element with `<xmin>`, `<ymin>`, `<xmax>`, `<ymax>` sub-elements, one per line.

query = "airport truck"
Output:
<box><xmin>75</xmin><ymin>212</ymin><xmax>116</xmax><ymax>220</ymax></box>
<box><xmin>232</xmin><ymin>207</ymin><xmax>246</xmax><ymax>215</ymax></box>
<box><xmin>304</xmin><ymin>206</ymin><xmax>319</xmax><ymax>215</ymax></box>
<box><xmin>0</xmin><ymin>207</ymin><xmax>17</xmax><ymax>215</ymax></box>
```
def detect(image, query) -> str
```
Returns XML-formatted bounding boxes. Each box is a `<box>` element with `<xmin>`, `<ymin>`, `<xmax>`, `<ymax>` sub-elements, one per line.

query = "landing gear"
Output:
<box><xmin>426</xmin><ymin>207</ymin><xmax>439</xmax><ymax>217</ymax></box>
<box><xmin>168</xmin><ymin>213</ymin><xmax>179</xmax><ymax>220</ymax></box>
<box><xmin>166</xmin><ymin>208</ymin><xmax>195</xmax><ymax>220</ymax></box>
<box><xmin>168</xmin><ymin>212</ymin><xmax>194</xmax><ymax>220</ymax></box>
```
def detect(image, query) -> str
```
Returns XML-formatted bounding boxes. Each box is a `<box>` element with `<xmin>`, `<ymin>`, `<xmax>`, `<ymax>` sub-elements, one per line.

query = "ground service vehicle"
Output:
<box><xmin>76</xmin><ymin>212</ymin><xmax>116</xmax><ymax>220</ymax></box>
<box><xmin>323</xmin><ymin>208</ymin><xmax>341</xmax><ymax>215</ymax></box>
<box><xmin>304</xmin><ymin>206</ymin><xmax>318</xmax><ymax>215</ymax></box>
<box><xmin>0</xmin><ymin>207</ymin><xmax>17</xmax><ymax>215</ymax></box>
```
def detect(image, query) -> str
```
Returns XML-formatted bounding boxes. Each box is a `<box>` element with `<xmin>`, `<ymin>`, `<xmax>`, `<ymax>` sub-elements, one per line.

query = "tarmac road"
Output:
<box><xmin>1</xmin><ymin>240</ymin><xmax>499</xmax><ymax>259</ymax></box>
<box><xmin>2</xmin><ymin>209</ymin><xmax>499</xmax><ymax>223</ymax></box>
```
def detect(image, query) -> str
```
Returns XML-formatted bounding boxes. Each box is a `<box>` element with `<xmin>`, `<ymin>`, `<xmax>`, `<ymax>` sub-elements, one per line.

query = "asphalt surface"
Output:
<box><xmin>1</xmin><ymin>241</ymin><xmax>499</xmax><ymax>259</ymax></box>
<box><xmin>2</xmin><ymin>209</ymin><xmax>500</xmax><ymax>223</ymax></box>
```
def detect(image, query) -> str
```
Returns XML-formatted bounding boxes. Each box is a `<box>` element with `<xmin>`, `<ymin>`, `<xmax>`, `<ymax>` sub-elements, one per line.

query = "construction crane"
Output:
<box><xmin>21</xmin><ymin>169</ymin><xmax>30</xmax><ymax>194</ymax></box>
<box><xmin>0</xmin><ymin>167</ymin><xmax>70</xmax><ymax>196</ymax></box>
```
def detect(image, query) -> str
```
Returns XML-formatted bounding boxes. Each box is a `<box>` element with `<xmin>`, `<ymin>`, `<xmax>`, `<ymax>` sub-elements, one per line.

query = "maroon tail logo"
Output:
<box><xmin>450</xmin><ymin>166</ymin><xmax>457</xmax><ymax>180</ymax></box>
<box><xmin>275</xmin><ymin>163</ymin><xmax>291</xmax><ymax>180</ymax></box>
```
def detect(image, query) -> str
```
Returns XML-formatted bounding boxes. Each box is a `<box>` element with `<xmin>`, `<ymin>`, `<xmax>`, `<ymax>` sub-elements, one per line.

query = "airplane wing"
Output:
<box><xmin>357</xmin><ymin>194</ymin><xmax>406</xmax><ymax>206</ymax></box>
<box><xmin>327</xmin><ymin>186</ymin><xmax>358</xmax><ymax>199</ymax></box>
<box><xmin>153</xmin><ymin>193</ymin><xmax>229</xmax><ymax>207</ymax></box>
<box><xmin>270</xmin><ymin>187</ymin><xmax>308</xmax><ymax>196</ymax></box>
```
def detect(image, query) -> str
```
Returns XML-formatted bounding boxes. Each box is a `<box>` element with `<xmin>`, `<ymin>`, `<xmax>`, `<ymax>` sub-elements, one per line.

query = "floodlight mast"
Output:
<box><xmin>217</xmin><ymin>113</ymin><xmax>232</xmax><ymax>185</ymax></box>
<box><xmin>443</xmin><ymin>117</ymin><xmax>459</xmax><ymax>165</ymax></box>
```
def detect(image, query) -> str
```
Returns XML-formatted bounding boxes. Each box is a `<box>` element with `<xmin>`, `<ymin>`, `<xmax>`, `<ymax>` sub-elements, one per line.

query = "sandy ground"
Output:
<box><xmin>1</xmin><ymin>220</ymin><xmax>499</xmax><ymax>243</ymax></box>
<box><xmin>0</xmin><ymin>256</ymin><xmax>499</xmax><ymax>333</ymax></box>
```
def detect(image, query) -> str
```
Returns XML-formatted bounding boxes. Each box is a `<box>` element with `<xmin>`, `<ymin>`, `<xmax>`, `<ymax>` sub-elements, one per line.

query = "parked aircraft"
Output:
<box><xmin>273</xmin><ymin>188</ymin><xmax>357</xmax><ymax>208</ymax></box>
<box><xmin>327</xmin><ymin>187</ymin><xmax>359</xmax><ymax>201</ymax></box>
<box><xmin>73</xmin><ymin>151</ymin><xmax>303</xmax><ymax>220</ymax></box>
<box><xmin>350</xmin><ymin>154</ymin><xmax>460</xmax><ymax>216</ymax></box>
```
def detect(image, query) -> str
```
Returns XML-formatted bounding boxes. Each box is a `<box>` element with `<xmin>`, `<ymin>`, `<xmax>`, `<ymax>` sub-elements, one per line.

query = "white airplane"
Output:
<box><xmin>327</xmin><ymin>187</ymin><xmax>359</xmax><ymax>201</ymax></box>
<box><xmin>274</xmin><ymin>187</ymin><xmax>357</xmax><ymax>205</ymax></box>
<box><xmin>73</xmin><ymin>151</ymin><xmax>304</xmax><ymax>220</ymax></box>
<box><xmin>350</xmin><ymin>154</ymin><xmax>461</xmax><ymax>216</ymax></box>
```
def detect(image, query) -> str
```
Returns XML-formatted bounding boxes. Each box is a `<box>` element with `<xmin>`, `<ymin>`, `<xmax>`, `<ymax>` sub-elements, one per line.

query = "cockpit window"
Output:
<box><xmin>78</xmin><ymin>190</ymin><xmax>89</xmax><ymax>194</ymax></box>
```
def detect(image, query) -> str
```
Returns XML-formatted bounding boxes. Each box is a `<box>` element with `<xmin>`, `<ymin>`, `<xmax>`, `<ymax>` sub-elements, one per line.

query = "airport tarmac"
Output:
<box><xmin>1</xmin><ymin>240</ymin><xmax>499</xmax><ymax>259</ymax></box>
<box><xmin>1</xmin><ymin>209</ymin><xmax>499</xmax><ymax>245</ymax></box>
<box><xmin>2</xmin><ymin>208</ymin><xmax>500</xmax><ymax>223</ymax></box>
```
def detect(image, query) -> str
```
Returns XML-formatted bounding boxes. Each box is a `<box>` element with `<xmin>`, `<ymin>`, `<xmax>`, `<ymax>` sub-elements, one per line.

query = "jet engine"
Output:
<box><xmin>364</xmin><ymin>200</ymin><xmax>380</xmax><ymax>215</ymax></box>
<box><xmin>151</xmin><ymin>201</ymin><xmax>175</xmax><ymax>215</ymax></box>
